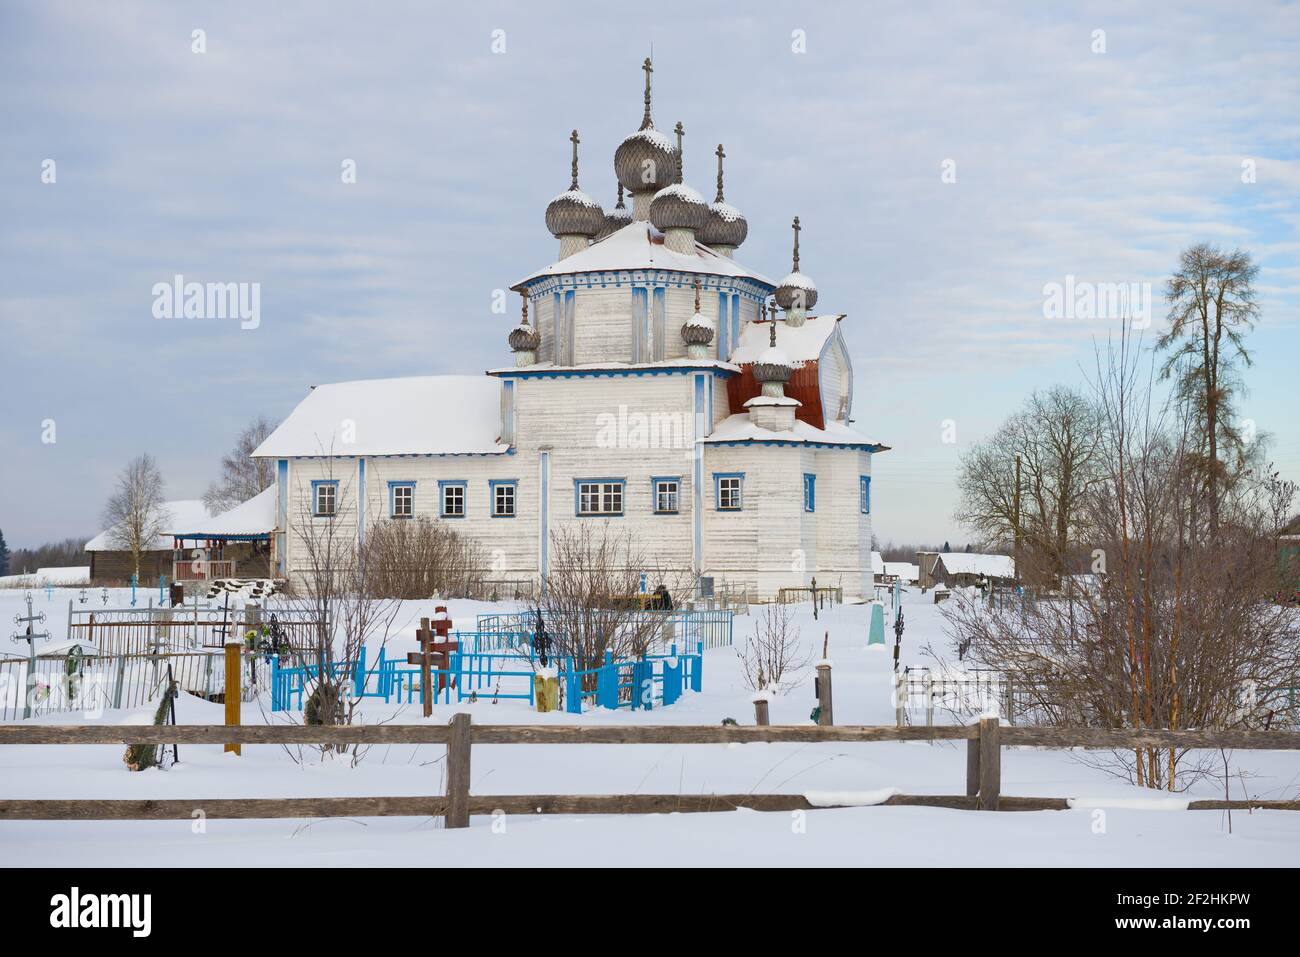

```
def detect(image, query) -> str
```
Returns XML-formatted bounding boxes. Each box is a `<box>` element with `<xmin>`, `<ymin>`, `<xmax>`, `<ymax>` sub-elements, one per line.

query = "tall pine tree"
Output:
<box><xmin>0</xmin><ymin>529</ymin><xmax>10</xmax><ymax>577</ymax></box>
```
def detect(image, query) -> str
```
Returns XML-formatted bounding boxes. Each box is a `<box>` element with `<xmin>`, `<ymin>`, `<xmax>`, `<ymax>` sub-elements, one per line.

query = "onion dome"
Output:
<box><xmin>650</xmin><ymin>122</ymin><xmax>708</xmax><ymax>232</ymax></box>
<box><xmin>752</xmin><ymin>303</ymin><xmax>793</xmax><ymax>388</ymax></box>
<box><xmin>596</xmin><ymin>183</ymin><xmax>632</xmax><ymax>240</ymax></box>
<box><xmin>774</xmin><ymin>216</ymin><xmax>818</xmax><ymax>311</ymax></box>
<box><xmin>614</xmin><ymin>58</ymin><xmax>679</xmax><ymax>194</ymax></box>
<box><xmin>682</xmin><ymin>279</ymin><xmax>715</xmax><ymax>352</ymax></box>
<box><xmin>698</xmin><ymin>144</ymin><xmax>748</xmax><ymax>249</ymax></box>
<box><xmin>545</xmin><ymin>130</ymin><xmax>604</xmax><ymax>238</ymax></box>
<box><xmin>508</xmin><ymin>295</ymin><xmax>539</xmax><ymax>352</ymax></box>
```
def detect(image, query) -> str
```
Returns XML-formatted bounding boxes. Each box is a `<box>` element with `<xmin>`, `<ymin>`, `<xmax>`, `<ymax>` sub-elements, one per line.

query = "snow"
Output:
<box><xmin>730</xmin><ymin>315</ymin><xmax>843</xmax><ymax>364</ymax></box>
<box><xmin>871</xmin><ymin>551</ymin><xmax>885</xmax><ymax>577</ymax></box>
<box><xmin>489</xmin><ymin>358</ymin><xmax>739</xmax><ymax>376</ymax></box>
<box><xmin>685</xmin><ymin>311</ymin><xmax>712</xmax><ymax>329</ymax></box>
<box><xmin>514</xmin><ymin>222</ymin><xmax>775</xmax><ymax>288</ymax></box>
<box><xmin>742</xmin><ymin>396</ymin><xmax>801</xmax><ymax>408</ymax></box>
<box><xmin>707</xmin><ymin>201</ymin><xmax>744</xmax><ymax>223</ymax></box>
<box><xmin>2</xmin><ymin>586</ymin><xmax>1297</xmax><ymax>867</ymax></box>
<box><xmin>548</xmin><ymin>188</ymin><xmax>601</xmax><ymax>210</ymax></box>
<box><xmin>884</xmin><ymin>561</ymin><xmax>920</xmax><ymax>583</ymax></box>
<box><xmin>84</xmin><ymin>500</ymin><xmax>214</xmax><ymax>552</ymax></box>
<box><xmin>805</xmin><ymin>788</ymin><xmax>901</xmax><ymax>807</ymax></box>
<box><xmin>702</xmin><ymin>413</ymin><xmax>887</xmax><ymax>450</ymax></box>
<box><xmin>171</xmin><ymin>486</ymin><xmax>276</xmax><ymax>537</ymax></box>
<box><xmin>0</xmin><ymin>566</ymin><xmax>90</xmax><ymax>588</ymax></box>
<box><xmin>777</xmin><ymin>270</ymin><xmax>817</xmax><ymax>292</ymax></box>
<box><xmin>653</xmin><ymin>183</ymin><xmax>706</xmax><ymax>205</ymax></box>
<box><xmin>252</xmin><ymin>376</ymin><xmax>510</xmax><ymax>458</ymax></box>
<box><xmin>935</xmin><ymin>552</ymin><xmax>1016</xmax><ymax>579</ymax></box>
<box><xmin>753</xmin><ymin>346</ymin><xmax>792</xmax><ymax>369</ymax></box>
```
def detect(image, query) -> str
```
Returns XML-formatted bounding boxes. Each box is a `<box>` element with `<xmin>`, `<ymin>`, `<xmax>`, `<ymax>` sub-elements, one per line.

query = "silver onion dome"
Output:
<box><xmin>698</xmin><ymin>144</ymin><xmax>748</xmax><ymax>248</ymax></box>
<box><xmin>596</xmin><ymin>183</ymin><xmax>632</xmax><ymax>240</ymax></box>
<box><xmin>614</xmin><ymin>58</ymin><xmax>679</xmax><ymax>193</ymax></box>
<box><xmin>650</xmin><ymin>121</ymin><xmax>707</xmax><ymax>232</ymax></box>
<box><xmin>773</xmin><ymin>216</ymin><xmax>818</xmax><ymax>311</ymax></box>
<box><xmin>546</xmin><ymin>130</ymin><xmax>604</xmax><ymax>238</ymax></box>
<box><xmin>682</xmin><ymin>279</ymin><xmax>715</xmax><ymax>346</ymax></box>
<box><xmin>508</xmin><ymin>296</ymin><xmax>539</xmax><ymax>352</ymax></box>
<box><xmin>752</xmin><ymin>305</ymin><xmax>793</xmax><ymax>385</ymax></box>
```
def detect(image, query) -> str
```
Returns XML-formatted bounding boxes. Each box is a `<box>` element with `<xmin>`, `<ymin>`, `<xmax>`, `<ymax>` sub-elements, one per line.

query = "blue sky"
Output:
<box><xmin>1</xmin><ymin>0</ymin><xmax>1297</xmax><ymax>549</ymax></box>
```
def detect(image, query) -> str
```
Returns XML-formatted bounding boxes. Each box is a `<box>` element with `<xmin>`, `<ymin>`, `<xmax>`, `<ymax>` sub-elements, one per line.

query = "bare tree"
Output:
<box><xmin>366</xmin><ymin>517</ymin><xmax>485</xmax><ymax>599</ymax></box>
<box><xmin>955</xmin><ymin>386</ymin><xmax>1102</xmax><ymax>582</ymax></box>
<box><xmin>103</xmin><ymin>454</ymin><xmax>168</xmax><ymax>578</ymax></box>
<box><xmin>940</xmin><ymin>326</ymin><xmax>1300</xmax><ymax>790</ymax></box>
<box><xmin>737</xmin><ymin>602</ymin><xmax>810</xmax><ymax>693</ymax></box>
<box><xmin>203</xmin><ymin>415</ymin><xmax>276</xmax><ymax>514</ymax></box>
<box><xmin>1157</xmin><ymin>243</ymin><xmax>1260</xmax><ymax>536</ymax></box>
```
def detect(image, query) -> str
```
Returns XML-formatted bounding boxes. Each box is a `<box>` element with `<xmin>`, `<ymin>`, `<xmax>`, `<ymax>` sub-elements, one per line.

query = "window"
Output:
<box><xmin>576</xmin><ymin>479</ymin><xmax>624</xmax><ymax>516</ymax></box>
<box><xmin>714</xmin><ymin>473</ymin><xmax>744</xmax><ymax>511</ymax></box>
<box><xmin>389</xmin><ymin>482</ymin><xmax>415</xmax><ymax>518</ymax></box>
<box><xmin>312</xmin><ymin>480</ymin><xmax>338</xmax><ymax>517</ymax></box>
<box><xmin>439</xmin><ymin>481</ymin><xmax>467</xmax><ymax>518</ymax></box>
<box><xmin>653</xmin><ymin>477</ymin><xmax>680</xmax><ymax>514</ymax></box>
<box><xmin>803</xmin><ymin>474</ymin><xmax>816</xmax><ymax>512</ymax></box>
<box><xmin>491</xmin><ymin>480</ymin><xmax>517</xmax><ymax>518</ymax></box>
<box><xmin>860</xmin><ymin>475</ymin><xmax>871</xmax><ymax>515</ymax></box>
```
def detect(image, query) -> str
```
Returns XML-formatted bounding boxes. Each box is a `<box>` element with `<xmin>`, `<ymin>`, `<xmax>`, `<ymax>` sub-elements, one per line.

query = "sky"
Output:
<box><xmin>1</xmin><ymin>0</ymin><xmax>1298</xmax><ymax>551</ymax></box>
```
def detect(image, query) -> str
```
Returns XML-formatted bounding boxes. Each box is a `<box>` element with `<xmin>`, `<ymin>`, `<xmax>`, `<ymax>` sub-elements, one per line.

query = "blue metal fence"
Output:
<box><xmin>476</xmin><ymin>608</ymin><xmax>733</xmax><ymax>651</ymax></box>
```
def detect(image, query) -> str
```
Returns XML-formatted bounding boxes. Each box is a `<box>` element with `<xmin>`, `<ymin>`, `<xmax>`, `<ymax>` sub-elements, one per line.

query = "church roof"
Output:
<box><xmin>730</xmin><ymin>315</ymin><xmax>845</xmax><ymax>365</ymax></box>
<box><xmin>252</xmin><ymin>375</ymin><xmax>510</xmax><ymax>458</ymax></box>
<box><xmin>701</xmin><ymin>413</ymin><xmax>887</xmax><ymax>451</ymax></box>
<box><xmin>512</xmin><ymin>221</ymin><xmax>775</xmax><ymax>290</ymax></box>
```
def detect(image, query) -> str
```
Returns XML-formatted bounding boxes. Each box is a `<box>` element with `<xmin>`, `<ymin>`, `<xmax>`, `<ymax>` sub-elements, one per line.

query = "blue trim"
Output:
<box><xmin>730</xmin><ymin>293</ymin><xmax>741</xmax><ymax>358</ymax></box>
<box><xmin>803</xmin><ymin>473</ymin><xmax>816</xmax><ymax>512</ymax></box>
<box><xmin>860</xmin><ymin>475</ymin><xmax>872</xmax><ymax>515</ymax></box>
<box><xmin>539</xmin><ymin>452</ymin><xmax>550</xmax><ymax>584</ymax></box>
<box><xmin>489</xmin><ymin>479</ymin><xmax>518</xmax><ymax>518</ymax></box>
<box><xmin>516</xmin><ymin>270</ymin><xmax>775</xmax><ymax>303</ymax></box>
<box><xmin>713</xmin><ymin>472</ymin><xmax>745</xmax><ymax>511</ymax></box>
<box><xmin>632</xmin><ymin>287</ymin><xmax>648</xmax><ymax>363</ymax></box>
<box><xmin>703</xmin><ymin>439</ymin><xmax>889</xmax><ymax>452</ymax></box>
<box><xmin>490</xmin><ymin>364</ymin><xmax>738</xmax><ymax>381</ymax></box>
<box><xmin>310</xmin><ymin>479</ymin><xmax>339</xmax><ymax>517</ymax></box>
<box><xmin>388</xmin><ymin>480</ymin><xmax>416</xmax><ymax>518</ymax></box>
<box><xmin>438</xmin><ymin>479</ymin><xmax>468</xmax><ymax>518</ymax></box>
<box><xmin>652</xmin><ymin>286</ymin><xmax>666</xmax><ymax>361</ymax></box>
<box><xmin>573</xmin><ymin>477</ymin><xmax>626</xmax><ymax>517</ymax></box>
<box><xmin>717</xmin><ymin>291</ymin><xmax>729</xmax><ymax>359</ymax></box>
<box><xmin>651</xmin><ymin>475</ymin><xmax>682</xmax><ymax>515</ymax></box>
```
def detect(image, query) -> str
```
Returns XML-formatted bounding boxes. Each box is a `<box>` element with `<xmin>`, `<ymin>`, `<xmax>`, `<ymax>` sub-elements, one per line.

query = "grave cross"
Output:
<box><xmin>407</xmin><ymin>607</ymin><xmax>457</xmax><ymax>717</ymax></box>
<box><xmin>12</xmin><ymin>594</ymin><xmax>50</xmax><ymax>720</ymax></box>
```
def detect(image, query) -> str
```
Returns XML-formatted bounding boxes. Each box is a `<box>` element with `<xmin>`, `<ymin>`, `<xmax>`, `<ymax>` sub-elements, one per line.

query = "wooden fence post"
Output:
<box><xmin>815</xmin><ymin>662</ymin><xmax>833</xmax><ymax>726</ymax></box>
<box><xmin>966</xmin><ymin>732</ymin><xmax>981</xmax><ymax>797</ymax></box>
<box><xmin>445</xmin><ymin>711</ymin><xmax>471</xmax><ymax>828</ymax></box>
<box><xmin>753</xmin><ymin>696</ymin><xmax>770</xmax><ymax>726</ymax></box>
<box><xmin>224</xmin><ymin>642</ymin><xmax>241</xmax><ymax>755</ymax></box>
<box><xmin>977</xmin><ymin>717</ymin><xmax>1000</xmax><ymax>810</ymax></box>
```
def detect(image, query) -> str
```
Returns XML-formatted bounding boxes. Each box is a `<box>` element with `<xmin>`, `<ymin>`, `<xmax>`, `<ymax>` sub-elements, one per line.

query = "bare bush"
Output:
<box><xmin>365</xmin><ymin>517</ymin><xmax>485</xmax><ymax>599</ymax></box>
<box><xmin>737</xmin><ymin>602</ymin><xmax>810</xmax><ymax>693</ymax></box>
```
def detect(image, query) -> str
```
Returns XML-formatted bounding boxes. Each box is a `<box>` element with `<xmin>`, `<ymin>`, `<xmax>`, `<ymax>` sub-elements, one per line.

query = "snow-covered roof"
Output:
<box><xmin>935</xmin><ymin>552</ymin><xmax>1017</xmax><ymax>579</ymax></box>
<box><xmin>171</xmin><ymin>486</ymin><xmax>277</xmax><ymax>538</ymax></box>
<box><xmin>883</xmin><ymin>561</ymin><xmax>920</xmax><ymax>583</ymax></box>
<box><xmin>730</xmin><ymin>315</ymin><xmax>845</xmax><ymax>365</ymax></box>
<box><xmin>701</xmin><ymin>414</ymin><xmax>887</xmax><ymax>451</ymax></box>
<box><xmin>488</xmin><ymin>358</ymin><xmax>739</xmax><ymax>376</ymax></box>
<box><xmin>871</xmin><ymin>551</ymin><xmax>885</xmax><ymax>576</ymax></box>
<box><xmin>253</xmin><ymin>375</ymin><xmax>509</xmax><ymax>458</ymax></box>
<box><xmin>85</xmin><ymin>500</ymin><xmax>215</xmax><ymax>552</ymax></box>
<box><xmin>512</xmin><ymin>221</ymin><xmax>775</xmax><ymax>289</ymax></box>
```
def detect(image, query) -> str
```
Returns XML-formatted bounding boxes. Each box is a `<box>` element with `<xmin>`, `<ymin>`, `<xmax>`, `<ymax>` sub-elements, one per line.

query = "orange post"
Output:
<box><xmin>224</xmin><ymin>642</ymin><xmax>241</xmax><ymax>755</ymax></box>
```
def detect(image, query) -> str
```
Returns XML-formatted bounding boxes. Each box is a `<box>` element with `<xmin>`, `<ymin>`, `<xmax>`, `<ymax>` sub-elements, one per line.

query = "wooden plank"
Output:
<box><xmin>966</xmin><ymin>736</ymin><xmax>981</xmax><ymax>797</ymax></box>
<box><xmin>467</xmin><ymin>725</ymin><xmax>975</xmax><ymax>744</ymax></box>
<box><xmin>978</xmin><ymin>717</ymin><xmax>1000</xmax><ymax>811</ymax></box>
<box><xmin>0</xmin><ymin>725</ymin><xmax>453</xmax><ymax>745</ymax></box>
<box><xmin>224</xmin><ymin>642</ymin><xmax>240</xmax><ymax>755</ymax></box>
<box><xmin>1001</xmin><ymin>727</ymin><xmax>1300</xmax><ymax>750</ymax></box>
<box><xmin>816</xmin><ymin>663</ymin><xmax>833</xmax><ymax>726</ymax></box>
<box><xmin>445</xmin><ymin>712</ymin><xmax>471</xmax><ymax>828</ymax></box>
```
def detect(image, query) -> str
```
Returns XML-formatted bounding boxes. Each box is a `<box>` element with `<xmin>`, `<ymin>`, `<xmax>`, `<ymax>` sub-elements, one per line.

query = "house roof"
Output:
<box><xmin>730</xmin><ymin>315</ymin><xmax>845</xmax><ymax>365</ymax></box>
<box><xmin>85</xmin><ymin>500</ymin><xmax>215</xmax><ymax>552</ymax></box>
<box><xmin>935</xmin><ymin>552</ymin><xmax>1016</xmax><ymax>579</ymax></box>
<box><xmin>252</xmin><ymin>375</ymin><xmax>510</xmax><ymax>458</ymax></box>
<box><xmin>512</xmin><ymin>221</ymin><xmax>775</xmax><ymax>290</ymax></box>
<box><xmin>170</xmin><ymin>486</ymin><xmax>277</xmax><ymax>539</ymax></box>
<box><xmin>883</xmin><ymin>561</ymin><xmax>920</xmax><ymax>582</ymax></box>
<box><xmin>701</xmin><ymin>413</ymin><xmax>887</xmax><ymax>451</ymax></box>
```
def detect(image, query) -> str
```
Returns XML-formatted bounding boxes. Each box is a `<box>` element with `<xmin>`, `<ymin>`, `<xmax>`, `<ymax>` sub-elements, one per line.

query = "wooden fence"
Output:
<box><xmin>1</xmin><ymin>720</ymin><xmax>1297</xmax><ymax>827</ymax></box>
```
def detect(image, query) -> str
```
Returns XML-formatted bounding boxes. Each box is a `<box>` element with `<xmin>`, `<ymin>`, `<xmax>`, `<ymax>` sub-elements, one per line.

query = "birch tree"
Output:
<box><xmin>103</xmin><ymin>454</ymin><xmax>168</xmax><ymax>578</ymax></box>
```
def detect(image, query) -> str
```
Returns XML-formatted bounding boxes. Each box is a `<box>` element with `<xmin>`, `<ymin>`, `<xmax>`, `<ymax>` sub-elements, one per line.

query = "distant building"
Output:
<box><xmin>927</xmin><ymin>552</ymin><xmax>1017</xmax><ymax>589</ymax></box>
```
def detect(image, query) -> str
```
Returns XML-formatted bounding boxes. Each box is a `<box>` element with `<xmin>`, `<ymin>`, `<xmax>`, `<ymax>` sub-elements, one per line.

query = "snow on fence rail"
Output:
<box><xmin>1</xmin><ymin>720</ymin><xmax>1297</xmax><ymax>826</ymax></box>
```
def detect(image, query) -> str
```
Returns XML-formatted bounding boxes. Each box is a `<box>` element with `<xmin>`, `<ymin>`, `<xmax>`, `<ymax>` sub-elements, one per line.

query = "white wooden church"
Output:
<box><xmin>253</xmin><ymin>60</ymin><xmax>887</xmax><ymax>599</ymax></box>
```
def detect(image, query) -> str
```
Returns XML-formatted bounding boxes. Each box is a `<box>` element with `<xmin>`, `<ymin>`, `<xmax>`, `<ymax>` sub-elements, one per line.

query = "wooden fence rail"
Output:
<box><xmin>1</xmin><ymin>719</ymin><xmax>1298</xmax><ymax>827</ymax></box>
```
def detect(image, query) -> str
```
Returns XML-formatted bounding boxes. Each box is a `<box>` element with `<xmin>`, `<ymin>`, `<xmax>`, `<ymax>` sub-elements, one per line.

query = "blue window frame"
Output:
<box><xmin>311</xmin><ymin>480</ymin><xmax>339</xmax><ymax>517</ymax></box>
<box><xmin>574</xmin><ymin>478</ymin><xmax>625</xmax><ymax>516</ymax></box>
<box><xmin>652</xmin><ymin>476</ymin><xmax>680</xmax><ymax>514</ymax></box>
<box><xmin>860</xmin><ymin>475</ymin><xmax>871</xmax><ymax>515</ymax></box>
<box><xmin>490</xmin><ymin>479</ymin><xmax>518</xmax><ymax>518</ymax></box>
<box><xmin>438</xmin><ymin>480</ymin><xmax>467</xmax><ymax>518</ymax></box>
<box><xmin>803</xmin><ymin>473</ymin><xmax>816</xmax><ymax>512</ymax></box>
<box><xmin>713</xmin><ymin>472</ymin><xmax>744</xmax><ymax>511</ymax></box>
<box><xmin>388</xmin><ymin>481</ymin><xmax>415</xmax><ymax>518</ymax></box>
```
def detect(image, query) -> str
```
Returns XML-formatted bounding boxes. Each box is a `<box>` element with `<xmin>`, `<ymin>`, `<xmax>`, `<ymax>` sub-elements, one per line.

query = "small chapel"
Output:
<box><xmin>252</xmin><ymin>59</ymin><xmax>888</xmax><ymax>598</ymax></box>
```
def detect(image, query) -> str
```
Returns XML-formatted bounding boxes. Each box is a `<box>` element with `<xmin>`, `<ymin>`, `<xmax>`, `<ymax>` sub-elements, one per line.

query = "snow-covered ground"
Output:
<box><xmin>2</xmin><ymin>586</ymin><xmax>1297</xmax><ymax>867</ymax></box>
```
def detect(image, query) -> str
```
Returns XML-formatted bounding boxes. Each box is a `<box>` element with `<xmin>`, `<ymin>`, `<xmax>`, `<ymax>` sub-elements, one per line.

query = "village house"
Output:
<box><xmin>250</xmin><ymin>60</ymin><xmax>888</xmax><ymax>599</ymax></box>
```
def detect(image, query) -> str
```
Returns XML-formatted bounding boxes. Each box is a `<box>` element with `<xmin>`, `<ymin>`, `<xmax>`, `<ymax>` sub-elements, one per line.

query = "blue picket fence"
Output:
<box><xmin>268</xmin><ymin>638</ymin><xmax>704</xmax><ymax>714</ymax></box>
<box><xmin>476</xmin><ymin>608</ymin><xmax>733</xmax><ymax>651</ymax></box>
